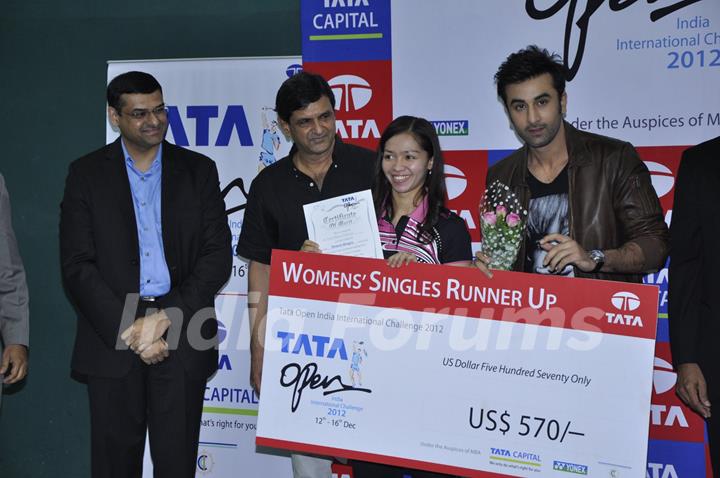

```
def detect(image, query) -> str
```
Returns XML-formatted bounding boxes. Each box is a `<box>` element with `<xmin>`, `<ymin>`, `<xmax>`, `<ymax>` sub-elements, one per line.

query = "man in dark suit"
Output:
<box><xmin>60</xmin><ymin>71</ymin><xmax>231</xmax><ymax>477</ymax></box>
<box><xmin>669</xmin><ymin>135</ymin><xmax>720</xmax><ymax>478</ymax></box>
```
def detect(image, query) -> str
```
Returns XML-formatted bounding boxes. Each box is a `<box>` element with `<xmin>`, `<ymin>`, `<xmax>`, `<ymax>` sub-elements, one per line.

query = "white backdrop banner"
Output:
<box><xmin>107</xmin><ymin>57</ymin><xmax>300</xmax><ymax>477</ymax></box>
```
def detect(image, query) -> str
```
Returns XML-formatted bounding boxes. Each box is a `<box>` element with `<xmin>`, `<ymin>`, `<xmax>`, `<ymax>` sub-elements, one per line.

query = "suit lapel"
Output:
<box><xmin>106</xmin><ymin>138</ymin><xmax>139</xmax><ymax>257</ymax></box>
<box><xmin>161</xmin><ymin>141</ymin><xmax>180</xmax><ymax>284</ymax></box>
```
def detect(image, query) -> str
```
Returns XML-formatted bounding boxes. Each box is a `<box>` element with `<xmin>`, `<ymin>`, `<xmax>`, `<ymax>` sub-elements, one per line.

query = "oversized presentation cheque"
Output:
<box><xmin>256</xmin><ymin>250</ymin><xmax>658</xmax><ymax>478</ymax></box>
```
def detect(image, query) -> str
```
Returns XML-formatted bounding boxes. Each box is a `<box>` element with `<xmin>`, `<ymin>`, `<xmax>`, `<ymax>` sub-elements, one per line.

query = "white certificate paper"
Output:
<box><xmin>257</xmin><ymin>251</ymin><xmax>659</xmax><ymax>477</ymax></box>
<box><xmin>303</xmin><ymin>189</ymin><xmax>383</xmax><ymax>259</ymax></box>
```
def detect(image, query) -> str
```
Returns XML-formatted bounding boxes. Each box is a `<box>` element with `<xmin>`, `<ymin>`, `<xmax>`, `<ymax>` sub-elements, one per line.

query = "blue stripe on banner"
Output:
<box><xmin>647</xmin><ymin>439</ymin><xmax>707</xmax><ymax>477</ymax></box>
<box><xmin>656</xmin><ymin>317</ymin><xmax>669</xmax><ymax>343</ymax></box>
<box><xmin>487</xmin><ymin>149</ymin><xmax>516</xmax><ymax>167</ymax></box>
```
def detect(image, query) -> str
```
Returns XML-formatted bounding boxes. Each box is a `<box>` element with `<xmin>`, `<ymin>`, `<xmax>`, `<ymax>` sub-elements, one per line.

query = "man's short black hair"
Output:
<box><xmin>275</xmin><ymin>71</ymin><xmax>335</xmax><ymax>123</ymax></box>
<box><xmin>107</xmin><ymin>71</ymin><xmax>163</xmax><ymax>111</ymax></box>
<box><xmin>494</xmin><ymin>45</ymin><xmax>566</xmax><ymax>105</ymax></box>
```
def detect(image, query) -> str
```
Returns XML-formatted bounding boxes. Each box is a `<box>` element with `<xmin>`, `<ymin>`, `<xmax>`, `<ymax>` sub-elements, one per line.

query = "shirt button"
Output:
<box><xmin>145</xmin><ymin>252</ymin><xmax>150</xmax><ymax>256</ymax></box>
<box><xmin>309</xmin><ymin>182</ymin><xmax>314</xmax><ymax>187</ymax></box>
<box><xmin>141</xmin><ymin>202</ymin><xmax>146</xmax><ymax>206</ymax></box>
<box><xmin>141</xmin><ymin>177</ymin><xmax>146</xmax><ymax>182</ymax></box>
<box><xmin>146</xmin><ymin>279</ymin><xmax>151</xmax><ymax>283</ymax></box>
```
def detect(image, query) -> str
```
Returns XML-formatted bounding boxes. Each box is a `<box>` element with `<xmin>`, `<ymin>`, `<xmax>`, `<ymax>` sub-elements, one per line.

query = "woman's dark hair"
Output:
<box><xmin>373</xmin><ymin>115</ymin><xmax>447</xmax><ymax>243</ymax></box>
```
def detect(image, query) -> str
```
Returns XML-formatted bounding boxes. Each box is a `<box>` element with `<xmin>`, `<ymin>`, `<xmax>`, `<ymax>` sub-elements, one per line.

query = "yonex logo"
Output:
<box><xmin>329</xmin><ymin>75</ymin><xmax>372</xmax><ymax>112</ymax></box>
<box><xmin>652</xmin><ymin>357</ymin><xmax>677</xmax><ymax>395</ymax></box>
<box><xmin>444</xmin><ymin>164</ymin><xmax>467</xmax><ymax>200</ymax></box>
<box><xmin>644</xmin><ymin>161</ymin><xmax>675</xmax><ymax>198</ymax></box>
<box><xmin>611</xmin><ymin>291</ymin><xmax>641</xmax><ymax>312</ymax></box>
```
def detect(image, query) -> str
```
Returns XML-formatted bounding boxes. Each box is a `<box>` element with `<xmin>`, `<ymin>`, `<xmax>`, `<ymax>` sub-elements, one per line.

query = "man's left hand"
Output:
<box><xmin>121</xmin><ymin>310</ymin><xmax>171</xmax><ymax>354</ymax></box>
<box><xmin>1</xmin><ymin>344</ymin><xmax>28</xmax><ymax>384</ymax></box>
<box><xmin>540</xmin><ymin>234</ymin><xmax>596</xmax><ymax>273</ymax></box>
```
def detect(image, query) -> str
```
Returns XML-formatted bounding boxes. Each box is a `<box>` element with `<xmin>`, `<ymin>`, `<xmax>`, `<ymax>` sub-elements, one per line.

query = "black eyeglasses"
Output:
<box><xmin>120</xmin><ymin>105</ymin><xmax>168</xmax><ymax>121</ymax></box>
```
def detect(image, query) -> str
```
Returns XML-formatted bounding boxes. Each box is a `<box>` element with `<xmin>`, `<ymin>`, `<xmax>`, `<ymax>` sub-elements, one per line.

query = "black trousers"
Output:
<box><xmin>87</xmin><ymin>353</ymin><xmax>206</xmax><ymax>478</ymax></box>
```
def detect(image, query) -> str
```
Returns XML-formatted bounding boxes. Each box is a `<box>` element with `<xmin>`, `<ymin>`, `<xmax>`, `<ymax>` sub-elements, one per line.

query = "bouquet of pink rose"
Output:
<box><xmin>479</xmin><ymin>180</ymin><xmax>528</xmax><ymax>270</ymax></box>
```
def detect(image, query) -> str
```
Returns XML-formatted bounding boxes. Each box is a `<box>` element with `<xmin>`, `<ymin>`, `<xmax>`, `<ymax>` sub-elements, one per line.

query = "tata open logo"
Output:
<box><xmin>329</xmin><ymin>74</ymin><xmax>372</xmax><ymax>112</ymax></box>
<box><xmin>444</xmin><ymin>164</ymin><xmax>467</xmax><ymax>200</ymax></box>
<box><xmin>653</xmin><ymin>357</ymin><xmax>677</xmax><ymax>395</ymax></box>
<box><xmin>644</xmin><ymin>161</ymin><xmax>675</xmax><ymax>199</ymax></box>
<box><xmin>611</xmin><ymin>291</ymin><xmax>641</xmax><ymax>312</ymax></box>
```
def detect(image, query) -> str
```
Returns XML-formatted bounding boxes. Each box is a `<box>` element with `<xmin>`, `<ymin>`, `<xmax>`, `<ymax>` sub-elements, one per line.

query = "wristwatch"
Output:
<box><xmin>589</xmin><ymin>249</ymin><xmax>605</xmax><ymax>273</ymax></box>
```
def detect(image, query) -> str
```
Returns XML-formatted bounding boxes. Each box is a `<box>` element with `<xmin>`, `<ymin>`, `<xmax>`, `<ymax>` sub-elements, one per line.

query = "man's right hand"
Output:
<box><xmin>676</xmin><ymin>362</ymin><xmax>711</xmax><ymax>418</ymax></box>
<box><xmin>250</xmin><ymin>334</ymin><xmax>263</xmax><ymax>395</ymax></box>
<box><xmin>139</xmin><ymin>338</ymin><xmax>169</xmax><ymax>365</ymax></box>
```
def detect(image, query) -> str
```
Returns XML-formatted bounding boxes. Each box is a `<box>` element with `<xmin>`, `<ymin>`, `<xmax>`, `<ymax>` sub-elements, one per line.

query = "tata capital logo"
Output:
<box><xmin>644</xmin><ymin>161</ymin><xmax>675</xmax><ymax>199</ymax></box>
<box><xmin>328</xmin><ymin>74</ymin><xmax>380</xmax><ymax>139</ymax></box>
<box><xmin>605</xmin><ymin>291</ymin><xmax>643</xmax><ymax>327</ymax></box>
<box><xmin>489</xmin><ymin>447</ymin><xmax>541</xmax><ymax>468</ymax></box>
<box><xmin>196</xmin><ymin>450</ymin><xmax>215</xmax><ymax>475</ymax></box>
<box><xmin>313</xmin><ymin>0</ymin><xmax>378</xmax><ymax>32</ymax></box>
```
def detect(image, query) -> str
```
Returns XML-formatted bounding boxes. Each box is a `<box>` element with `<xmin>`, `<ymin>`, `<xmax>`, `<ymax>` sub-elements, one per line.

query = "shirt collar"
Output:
<box><xmin>382</xmin><ymin>194</ymin><xmax>429</xmax><ymax>223</ymax></box>
<box><xmin>121</xmin><ymin>139</ymin><xmax>163</xmax><ymax>174</ymax></box>
<box><xmin>408</xmin><ymin>195</ymin><xmax>429</xmax><ymax>222</ymax></box>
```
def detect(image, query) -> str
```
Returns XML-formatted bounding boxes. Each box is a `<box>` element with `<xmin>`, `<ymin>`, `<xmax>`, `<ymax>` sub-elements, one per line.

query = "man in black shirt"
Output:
<box><xmin>236</xmin><ymin>71</ymin><xmax>374</xmax><ymax>478</ymax></box>
<box><xmin>475</xmin><ymin>46</ymin><xmax>668</xmax><ymax>282</ymax></box>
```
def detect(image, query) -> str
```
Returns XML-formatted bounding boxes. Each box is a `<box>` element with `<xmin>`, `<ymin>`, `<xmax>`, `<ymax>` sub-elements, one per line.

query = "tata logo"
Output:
<box><xmin>611</xmin><ymin>291</ymin><xmax>641</xmax><ymax>312</ymax></box>
<box><xmin>330</xmin><ymin>74</ymin><xmax>372</xmax><ymax>112</ymax></box>
<box><xmin>277</xmin><ymin>331</ymin><xmax>348</xmax><ymax>360</ymax></box>
<box><xmin>342</xmin><ymin>196</ymin><xmax>356</xmax><ymax>203</ymax></box>
<box><xmin>443</xmin><ymin>163</ymin><xmax>476</xmax><ymax>230</ymax></box>
<box><xmin>644</xmin><ymin>161</ymin><xmax>675</xmax><ymax>198</ymax></box>
<box><xmin>490</xmin><ymin>447</ymin><xmax>511</xmax><ymax>457</ymax></box>
<box><xmin>167</xmin><ymin>105</ymin><xmax>252</xmax><ymax>147</ymax></box>
<box><xmin>651</xmin><ymin>357</ymin><xmax>689</xmax><ymax>428</ymax></box>
<box><xmin>606</xmin><ymin>291</ymin><xmax>644</xmax><ymax>326</ymax></box>
<box><xmin>324</xmin><ymin>0</ymin><xmax>369</xmax><ymax>6</ymax></box>
<box><xmin>444</xmin><ymin>164</ymin><xmax>467</xmax><ymax>200</ymax></box>
<box><xmin>647</xmin><ymin>463</ymin><xmax>678</xmax><ymax>478</ymax></box>
<box><xmin>286</xmin><ymin>63</ymin><xmax>303</xmax><ymax>78</ymax></box>
<box><xmin>653</xmin><ymin>357</ymin><xmax>676</xmax><ymax>395</ymax></box>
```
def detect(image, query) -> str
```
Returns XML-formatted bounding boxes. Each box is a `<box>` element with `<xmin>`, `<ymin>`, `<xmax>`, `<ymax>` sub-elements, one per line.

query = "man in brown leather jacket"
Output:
<box><xmin>475</xmin><ymin>45</ymin><xmax>668</xmax><ymax>281</ymax></box>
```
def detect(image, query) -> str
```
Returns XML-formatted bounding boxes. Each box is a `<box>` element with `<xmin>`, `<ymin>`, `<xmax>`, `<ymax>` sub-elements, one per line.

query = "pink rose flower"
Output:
<box><xmin>495</xmin><ymin>205</ymin><xmax>507</xmax><ymax>217</ymax></box>
<box><xmin>506</xmin><ymin>212</ymin><xmax>521</xmax><ymax>227</ymax></box>
<box><xmin>482</xmin><ymin>211</ymin><xmax>497</xmax><ymax>226</ymax></box>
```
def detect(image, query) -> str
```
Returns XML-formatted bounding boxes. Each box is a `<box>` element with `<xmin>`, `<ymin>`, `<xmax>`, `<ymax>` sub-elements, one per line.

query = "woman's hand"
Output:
<box><xmin>300</xmin><ymin>240</ymin><xmax>321</xmax><ymax>253</ymax></box>
<box><xmin>472</xmin><ymin>251</ymin><xmax>494</xmax><ymax>278</ymax></box>
<box><xmin>386</xmin><ymin>252</ymin><xmax>417</xmax><ymax>268</ymax></box>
